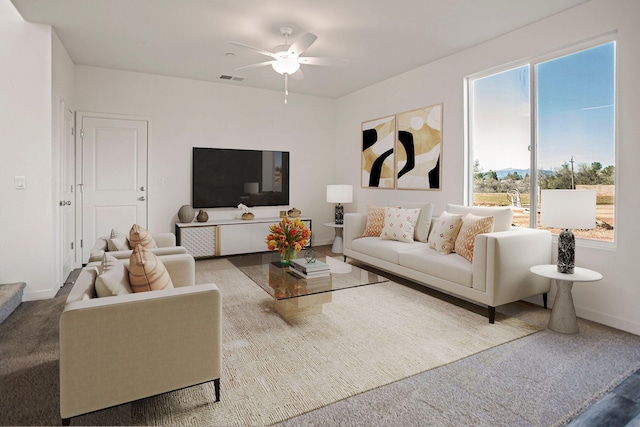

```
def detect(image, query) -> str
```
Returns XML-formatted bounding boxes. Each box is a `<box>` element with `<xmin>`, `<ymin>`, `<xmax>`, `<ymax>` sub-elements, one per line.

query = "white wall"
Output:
<box><xmin>335</xmin><ymin>0</ymin><xmax>640</xmax><ymax>335</ymax></box>
<box><xmin>73</xmin><ymin>66</ymin><xmax>338</xmax><ymax>245</ymax></box>
<box><xmin>0</xmin><ymin>2</ymin><xmax>58</xmax><ymax>300</ymax></box>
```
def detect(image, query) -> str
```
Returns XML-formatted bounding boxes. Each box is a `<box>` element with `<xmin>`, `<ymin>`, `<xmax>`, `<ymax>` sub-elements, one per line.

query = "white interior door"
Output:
<box><xmin>80</xmin><ymin>115</ymin><xmax>148</xmax><ymax>263</ymax></box>
<box><xmin>60</xmin><ymin>105</ymin><xmax>75</xmax><ymax>279</ymax></box>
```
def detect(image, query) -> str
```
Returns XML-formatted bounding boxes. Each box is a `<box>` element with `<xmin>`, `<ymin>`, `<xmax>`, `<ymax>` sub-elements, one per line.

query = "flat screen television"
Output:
<box><xmin>192</xmin><ymin>147</ymin><xmax>290</xmax><ymax>208</ymax></box>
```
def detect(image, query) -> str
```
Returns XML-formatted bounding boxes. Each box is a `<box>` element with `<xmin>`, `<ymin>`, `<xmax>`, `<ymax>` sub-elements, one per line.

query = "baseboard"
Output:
<box><xmin>575</xmin><ymin>305</ymin><xmax>640</xmax><ymax>336</ymax></box>
<box><xmin>22</xmin><ymin>283</ymin><xmax>60</xmax><ymax>302</ymax></box>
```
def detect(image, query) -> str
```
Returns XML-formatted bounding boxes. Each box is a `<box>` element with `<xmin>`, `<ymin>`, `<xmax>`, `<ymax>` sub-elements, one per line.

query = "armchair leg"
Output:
<box><xmin>543</xmin><ymin>293</ymin><xmax>548</xmax><ymax>309</ymax></box>
<box><xmin>488</xmin><ymin>306</ymin><xmax>496</xmax><ymax>324</ymax></box>
<box><xmin>61</xmin><ymin>418</ymin><xmax>70</xmax><ymax>426</ymax></box>
<box><xmin>214</xmin><ymin>378</ymin><xmax>220</xmax><ymax>402</ymax></box>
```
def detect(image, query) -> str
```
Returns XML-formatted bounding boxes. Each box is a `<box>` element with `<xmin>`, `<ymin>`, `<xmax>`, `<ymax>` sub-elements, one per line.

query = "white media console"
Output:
<box><xmin>176</xmin><ymin>217</ymin><xmax>312</xmax><ymax>259</ymax></box>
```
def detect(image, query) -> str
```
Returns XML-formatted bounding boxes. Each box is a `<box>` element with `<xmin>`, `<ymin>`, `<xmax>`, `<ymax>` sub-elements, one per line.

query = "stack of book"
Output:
<box><xmin>289</xmin><ymin>259</ymin><xmax>331</xmax><ymax>279</ymax></box>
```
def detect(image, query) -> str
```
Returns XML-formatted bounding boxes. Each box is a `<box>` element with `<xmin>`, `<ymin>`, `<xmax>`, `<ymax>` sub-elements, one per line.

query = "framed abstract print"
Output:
<box><xmin>396</xmin><ymin>103</ymin><xmax>443</xmax><ymax>190</ymax></box>
<box><xmin>362</xmin><ymin>115</ymin><xmax>396</xmax><ymax>189</ymax></box>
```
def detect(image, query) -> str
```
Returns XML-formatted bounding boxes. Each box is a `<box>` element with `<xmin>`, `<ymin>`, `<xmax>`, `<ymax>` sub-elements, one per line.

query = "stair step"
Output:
<box><xmin>0</xmin><ymin>282</ymin><xmax>26</xmax><ymax>325</ymax></box>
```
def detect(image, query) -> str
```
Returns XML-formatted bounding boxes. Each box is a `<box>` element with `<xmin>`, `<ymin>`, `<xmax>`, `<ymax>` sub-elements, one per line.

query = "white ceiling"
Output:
<box><xmin>11</xmin><ymin>0</ymin><xmax>589</xmax><ymax>98</ymax></box>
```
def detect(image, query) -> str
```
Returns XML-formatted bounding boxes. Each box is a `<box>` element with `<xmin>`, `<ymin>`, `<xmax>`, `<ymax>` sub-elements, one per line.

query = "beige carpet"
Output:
<box><xmin>132</xmin><ymin>258</ymin><xmax>540</xmax><ymax>426</ymax></box>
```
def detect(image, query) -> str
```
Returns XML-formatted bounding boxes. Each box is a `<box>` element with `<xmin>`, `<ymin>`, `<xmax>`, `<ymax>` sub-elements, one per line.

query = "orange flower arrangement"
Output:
<box><xmin>266</xmin><ymin>217</ymin><xmax>311</xmax><ymax>265</ymax></box>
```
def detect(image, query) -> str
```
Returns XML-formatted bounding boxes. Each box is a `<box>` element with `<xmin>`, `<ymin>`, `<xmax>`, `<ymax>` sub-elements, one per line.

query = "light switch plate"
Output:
<box><xmin>15</xmin><ymin>176</ymin><xmax>26</xmax><ymax>190</ymax></box>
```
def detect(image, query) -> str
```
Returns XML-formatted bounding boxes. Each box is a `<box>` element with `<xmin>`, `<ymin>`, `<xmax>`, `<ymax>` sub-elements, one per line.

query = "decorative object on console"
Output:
<box><xmin>177</xmin><ymin>204</ymin><xmax>195</xmax><ymax>223</ymax></box>
<box><xmin>237</xmin><ymin>203</ymin><xmax>254</xmax><ymax>220</ymax></box>
<box><xmin>197</xmin><ymin>209</ymin><xmax>209</xmax><ymax>222</ymax></box>
<box><xmin>540</xmin><ymin>189</ymin><xmax>596</xmax><ymax>274</ymax></box>
<box><xmin>396</xmin><ymin>103</ymin><xmax>443</xmax><ymax>190</ymax></box>
<box><xmin>287</xmin><ymin>207</ymin><xmax>301</xmax><ymax>218</ymax></box>
<box><xmin>326</xmin><ymin>185</ymin><xmax>353</xmax><ymax>224</ymax></box>
<box><xmin>266</xmin><ymin>217</ymin><xmax>311</xmax><ymax>267</ymax></box>
<box><xmin>362</xmin><ymin>115</ymin><xmax>395</xmax><ymax>189</ymax></box>
<box><xmin>304</xmin><ymin>249</ymin><xmax>318</xmax><ymax>263</ymax></box>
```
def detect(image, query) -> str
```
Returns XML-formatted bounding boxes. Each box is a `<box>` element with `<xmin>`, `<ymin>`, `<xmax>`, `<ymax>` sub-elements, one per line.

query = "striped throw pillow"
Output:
<box><xmin>128</xmin><ymin>245</ymin><xmax>174</xmax><ymax>293</ymax></box>
<box><xmin>129</xmin><ymin>224</ymin><xmax>158</xmax><ymax>250</ymax></box>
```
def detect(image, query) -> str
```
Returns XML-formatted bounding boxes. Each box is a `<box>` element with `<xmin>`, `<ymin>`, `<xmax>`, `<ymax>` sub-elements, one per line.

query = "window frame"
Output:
<box><xmin>465</xmin><ymin>34</ymin><xmax>618</xmax><ymax>248</ymax></box>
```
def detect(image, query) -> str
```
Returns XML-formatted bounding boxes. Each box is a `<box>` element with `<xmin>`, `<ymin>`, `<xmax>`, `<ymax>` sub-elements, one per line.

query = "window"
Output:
<box><xmin>468</xmin><ymin>41</ymin><xmax>615</xmax><ymax>242</ymax></box>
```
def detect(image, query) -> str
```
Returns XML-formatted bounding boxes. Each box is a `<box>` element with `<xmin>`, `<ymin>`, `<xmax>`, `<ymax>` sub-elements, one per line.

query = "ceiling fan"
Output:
<box><xmin>227</xmin><ymin>27</ymin><xmax>348</xmax><ymax>103</ymax></box>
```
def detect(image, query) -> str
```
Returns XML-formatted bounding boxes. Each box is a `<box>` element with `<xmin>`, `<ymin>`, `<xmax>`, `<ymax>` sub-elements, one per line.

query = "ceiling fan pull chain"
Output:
<box><xmin>284</xmin><ymin>73</ymin><xmax>289</xmax><ymax>104</ymax></box>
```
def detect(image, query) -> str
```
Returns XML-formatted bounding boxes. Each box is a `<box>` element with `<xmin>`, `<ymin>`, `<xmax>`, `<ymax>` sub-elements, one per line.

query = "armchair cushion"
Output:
<box><xmin>128</xmin><ymin>246</ymin><xmax>174</xmax><ymax>292</ymax></box>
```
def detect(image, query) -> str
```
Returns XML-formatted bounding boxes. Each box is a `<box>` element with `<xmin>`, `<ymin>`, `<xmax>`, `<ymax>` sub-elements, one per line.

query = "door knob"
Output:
<box><xmin>140</xmin><ymin>186</ymin><xmax>146</xmax><ymax>191</ymax></box>
<box><xmin>139</xmin><ymin>196</ymin><xmax>146</xmax><ymax>201</ymax></box>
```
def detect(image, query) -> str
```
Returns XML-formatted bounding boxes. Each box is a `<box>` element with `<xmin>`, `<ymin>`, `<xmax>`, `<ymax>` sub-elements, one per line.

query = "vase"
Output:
<box><xmin>197</xmin><ymin>209</ymin><xmax>209</xmax><ymax>222</ymax></box>
<box><xmin>280</xmin><ymin>247</ymin><xmax>296</xmax><ymax>267</ymax></box>
<box><xmin>178</xmin><ymin>204</ymin><xmax>195</xmax><ymax>223</ymax></box>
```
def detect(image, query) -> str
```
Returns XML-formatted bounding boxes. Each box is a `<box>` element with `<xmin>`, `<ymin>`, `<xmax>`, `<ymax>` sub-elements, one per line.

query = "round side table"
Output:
<box><xmin>323</xmin><ymin>222</ymin><xmax>344</xmax><ymax>254</ymax></box>
<box><xmin>530</xmin><ymin>264</ymin><xmax>602</xmax><ymax>334</ymax></box>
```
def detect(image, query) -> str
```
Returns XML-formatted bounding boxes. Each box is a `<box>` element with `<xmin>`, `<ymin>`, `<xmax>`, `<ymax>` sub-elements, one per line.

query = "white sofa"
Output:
<box><xmin>343</xmin><ymin>204</ymin><xmax>552</xmax><ymax>323</ymax></box>
<box><xmin>60</xmin><ymin>253</ymin><xmax>222</xmax><ymax>424</ymax></box>
<box><xmin>88</xmin><ymin>232</ymin><xmax>187</xmax><ymax>263</ymax></box>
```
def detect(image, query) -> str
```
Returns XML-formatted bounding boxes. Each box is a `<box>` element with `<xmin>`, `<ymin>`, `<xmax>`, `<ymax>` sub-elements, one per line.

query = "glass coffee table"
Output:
<box><xmin>230</xmin><ymin>251</ymin><xmax>389</xmax><ymax>319</ymax></box>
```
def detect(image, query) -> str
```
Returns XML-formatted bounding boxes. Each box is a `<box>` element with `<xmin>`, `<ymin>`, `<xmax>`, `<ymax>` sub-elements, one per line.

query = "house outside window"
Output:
<box><xmin>467</xmin><ymin>40</ymin><xmax>616</xmax><ymax>243</ymax></box>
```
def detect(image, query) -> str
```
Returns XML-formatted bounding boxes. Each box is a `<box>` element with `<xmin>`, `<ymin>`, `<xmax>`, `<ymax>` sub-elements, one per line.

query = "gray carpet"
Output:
<box><xmin>0</xmin><ymin>259</ymin><xmax>639</xmax><ymax>426</ymax></box>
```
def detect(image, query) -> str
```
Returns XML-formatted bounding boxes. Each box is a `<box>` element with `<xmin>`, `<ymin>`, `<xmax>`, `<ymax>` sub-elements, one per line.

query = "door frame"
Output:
<box><xmin>75</xmin><ymin>111</ymin><xmax>152</xmax><ymax>265</ymax></box>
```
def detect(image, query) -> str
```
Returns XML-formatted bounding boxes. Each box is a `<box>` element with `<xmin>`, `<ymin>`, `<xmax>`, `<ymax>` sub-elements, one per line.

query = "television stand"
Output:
<box><xmin>176</xmin><ymin>217</ymin><xmax>311</xmax><ymax>259</ymax></box>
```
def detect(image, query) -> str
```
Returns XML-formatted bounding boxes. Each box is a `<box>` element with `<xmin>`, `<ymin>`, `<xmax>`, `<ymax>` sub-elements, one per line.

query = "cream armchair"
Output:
<box><xmin>88</xmin><ymin>232</ymin><xmax>187</xmax><ymax>263</ymax></box>
<box><xmin>60</xmin><ymin>253</ymin><xmax>221</xmax><ymax>425</ymax></box>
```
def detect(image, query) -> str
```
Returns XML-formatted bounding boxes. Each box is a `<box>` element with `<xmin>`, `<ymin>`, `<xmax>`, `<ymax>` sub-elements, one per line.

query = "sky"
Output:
<box><xmin>471</xmin><ymin>42</ymin><xmax>615</xmax><ymax>173</ymax></box>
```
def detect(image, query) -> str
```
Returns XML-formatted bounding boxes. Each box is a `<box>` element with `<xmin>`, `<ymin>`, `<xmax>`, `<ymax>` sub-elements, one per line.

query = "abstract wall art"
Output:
<box><xmin>396</xmin><ymin>103</ymin><xmax>443</xmax><ymax>190</ymax></box>
<box><xmin>361</xmin><ymin>115</ymin><xmax>396</xmax><ymax>189</ymax></box>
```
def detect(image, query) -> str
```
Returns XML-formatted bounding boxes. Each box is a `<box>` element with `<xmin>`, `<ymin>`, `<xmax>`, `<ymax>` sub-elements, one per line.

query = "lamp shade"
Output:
<box><xmin>540</xmin><ymin>189</ymin><xmax>596</xmax><ymax>230</ymax></box>
<box><xmin>326</xmin><ymin>185</ymin><xmax>353</xmax><ymax>204</ymax></box>
<box><xmin>271</xmin><ymin>58</ymin><xmax>300</xmax><ymax>75</ymax></box>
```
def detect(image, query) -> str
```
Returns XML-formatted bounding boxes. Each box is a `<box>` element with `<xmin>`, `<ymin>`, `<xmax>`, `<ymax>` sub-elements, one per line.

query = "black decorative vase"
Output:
<box><xmin>557</xmin><ymin>228</ymin><xmax>575</xmax><ymax>274</ymax></box>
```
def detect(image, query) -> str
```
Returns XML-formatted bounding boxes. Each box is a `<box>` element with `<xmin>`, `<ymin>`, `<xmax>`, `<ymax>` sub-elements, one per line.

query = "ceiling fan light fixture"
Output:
<box><xmin>271</xmin><ymin>58</ymin><xmax>300</xmax><ymax>75</ymax></box>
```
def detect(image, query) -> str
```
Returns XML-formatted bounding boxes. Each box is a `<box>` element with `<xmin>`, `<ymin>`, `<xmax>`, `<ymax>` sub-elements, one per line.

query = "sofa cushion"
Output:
<box><xmin>428</xmin><ymin>211</ymin><xmax>464</xmax><ymax>254</ymax></box>
<box><xmin>380</xmin><ymin>207</ymin><xmax>421</xmax><ymax>243</ymax></box>
<box><xmin>128</xmin><ymin>245</ymin><xmax>174</xmax><ymax>292</ymax></box>
<box><xmin>362</xmin><ymin>205</ymin><xmax>387</xmax><ymax>237</ymax></box>
<box><xmin>95</xmin><ymin>253</ymin><xmax>133</xmax><ymax>297</ymax></box>
<box><xmin>399</xmin><ymin>247</ymin><xmax>473</xmax><ymax>287</ymax></box>
<box><xmin>389</xmin><ymin>200</ymin><xmax>434</xmax><ymax>242</ymax></box>
<box><xmin>446</xmin><ymin>204</ymin><xmax>514</xmax><ymax>232</ymax></box>
<box><xmin>129</xmin><ymin>224</ymin><xmax>158</xmax><ymax>250</ymax></box>
<box><xmin>352</xmin><ymin>236</ymin><xmax>426</xmax><ymax>264</ymax></box>
<box><xmin>455</xmin><ymin>214</ymin><xmax>495</xmax><ymax>262</ymax></box>
<box><xmin>107</xmin><ymin>229</ymin><xmax>130</xmax><ymax>252</ymax></box>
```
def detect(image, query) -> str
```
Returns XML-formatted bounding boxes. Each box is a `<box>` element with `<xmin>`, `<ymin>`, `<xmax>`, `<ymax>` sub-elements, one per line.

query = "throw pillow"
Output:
<box><xmin>380</xmin><ymin>207</ymin><xmax>421</xmax><ymax>243</ymax></box>
<box><xmin>428</xmin><ymin>211</ymin><xmax>464</xmax><ymax>254</ymax></box>
<box><xmin>95</xmin><ymin>253</ymin><xmax>133</xmax><ymax>297</ymax></box>
<box><xmin>390</xmin><ymin>200</ymin><xmax>434</xmax><ymax>242</ymax></box>
<box><xmin>454</xmin><ymin>214</ymin><xmax>495</xmax><ymax>262</ymax></box>
<box><xmin>129</xmin><ymin>224</ymin><xmax>158</xmax><ymax>250</ymax></box>
<box><xmin>128</xmin><ymin>245</ymin><xmax>174</xmax><ymax>293</ymax></box>
<box><xmin>107</xmin><ymin>229</ymin><xmax>130</xmax><ymax>252</ymax></box>
<box><xmin>362</xmin><ymin>205</ymin><xmax>387</xmax><ymax>237</ymax></box>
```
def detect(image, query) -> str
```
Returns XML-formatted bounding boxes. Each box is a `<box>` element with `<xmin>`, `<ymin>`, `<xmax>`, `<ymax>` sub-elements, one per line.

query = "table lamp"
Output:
<box><xmin>326</xmin><ymin>185</ymin><xmax>353</xmax><ymax>224</ymax></box>
<box><xmin>540</xmin><ymin>189</ymin><xmax>596</xmax><ymax>274</ymax></box>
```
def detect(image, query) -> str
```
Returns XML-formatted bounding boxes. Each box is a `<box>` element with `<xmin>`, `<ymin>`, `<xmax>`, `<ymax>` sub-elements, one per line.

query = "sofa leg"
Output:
<box><xmin>214</xmin><ymin>378</ymin><xmax>220</xmax><ymax>402</ymax></box>
<box><xmin>343</xmin><ymin>255</ymin><xmax>347</xmax><ymax>262</ymax></box>
<box><xmin>543</xmin><ymin>293</ymin><xmax>548</xmax><ymax>309</ymax></box>
<box><xmin>61</xmin><ymin>418</ymin><xmax>71</xmax><ymax>426</ymax></box>
<box><xmin>488</xmin><ymin>306</ymin><xmax>496</xmax><ymax>324</ymax></box>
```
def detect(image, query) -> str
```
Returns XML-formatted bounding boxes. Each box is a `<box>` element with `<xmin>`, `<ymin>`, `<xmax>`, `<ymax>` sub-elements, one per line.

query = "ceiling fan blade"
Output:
<box><xmin>298</xmin><ymin>57</ymin><xmax>349</xmax><ymax>67</ymax></box>
<box><xmin>290</xmin><ymin>68</ymin><xmax>304</xmax><ymax>80</ymax></box>
<box><xmin>287</xmin><ymin>32</ymin><xmax>317</xmax><ymax>56</ymax></box>
<box><xmin>234</xmin><ymin>60</ymin><xmax>275</xmax><ymax>71</ymax></box>
<box><xmin>226</xmin><ymin>41</ymin><xmax>277</xmax><ymax>59</ymax></box>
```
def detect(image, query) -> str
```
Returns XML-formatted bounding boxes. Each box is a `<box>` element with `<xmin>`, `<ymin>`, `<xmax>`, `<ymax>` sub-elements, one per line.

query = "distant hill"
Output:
<box><xmin>492</xmin><ymin>168</ymin><xmax>552</xmax><ymax>179</ymax></box>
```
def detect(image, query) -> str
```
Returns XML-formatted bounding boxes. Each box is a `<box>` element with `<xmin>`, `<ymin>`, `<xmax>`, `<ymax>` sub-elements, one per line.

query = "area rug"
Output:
<box><xmin>132</xmin><ymin>258</ymin><xmax>540</xmax><ymax>426</ymax></box>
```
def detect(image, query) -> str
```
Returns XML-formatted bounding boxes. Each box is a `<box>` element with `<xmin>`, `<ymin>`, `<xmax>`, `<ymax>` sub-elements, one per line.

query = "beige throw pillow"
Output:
<box><xmin>128</xmin><ymin>245</ymin><xmax>174</xmax><ymax>293</ymax></box>
<box><xmin>428</xmin><ymin>211</ymin><xmax>464</xmax><ymax>254</ymax></box>
<box><xmin>362</xmin><ymin>205</ymin><xmax>387</xmax><ymax>237</ymax></box>
<box><xmin>107</xmin><ymin>229</ymin><xmax>130</xmax><ymax>252</ymax></box>
<box><xmin>454</xmin><ymin>214</ymin><xmax>495</xmax><ymax>262</ymax></box>
<box><xmin>129</xmin><ymin>224</ymin><xmax>158</xmax><ymax>250</ymax></box>
<box><xmin>95</xmin><ymin>253</ymin><xmax>132</xmax><ymax>297</ymax></box>
<box><xmin>380</xmin><ymin>207</ymin><xmax>421</xmax><ymax>243</ymax></box>
<box><xmin>389</xmin><ymin>200</ymin><xmax>434</xmax><ymax>242</ymax></box>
